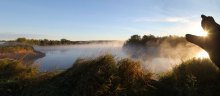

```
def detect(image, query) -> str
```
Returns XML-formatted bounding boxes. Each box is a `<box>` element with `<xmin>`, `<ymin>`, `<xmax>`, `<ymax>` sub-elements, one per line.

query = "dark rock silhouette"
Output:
<box><xmin>186</xmin><ymin>15</ymin><xmax>220</xmax><ymax>68</ymax></box>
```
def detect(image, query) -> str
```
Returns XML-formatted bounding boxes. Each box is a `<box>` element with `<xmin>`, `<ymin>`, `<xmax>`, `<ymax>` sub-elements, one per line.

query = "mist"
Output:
<box><xmin>34</xmin><ymin>39</ymin><xmax>204</xmax><ymax>73</ymax></box>
<box><xmin>122</xmin><ymin>36</ymin><xmax>205</xmax><ymax>73</ymax></box>
<box><xmin>142</xmin><ymin>41</ymin><xmax>202</xmax><ymax>73</ymax></box>
<box><xmin>34</xmin><ymin>41</ymin><xmax>127</xmax><ymax>71</ymax></box>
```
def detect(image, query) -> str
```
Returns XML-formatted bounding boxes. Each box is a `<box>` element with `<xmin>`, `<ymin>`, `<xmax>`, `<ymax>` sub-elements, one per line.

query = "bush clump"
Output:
<box><xmin>1</xmin><ymin>55</ymin><xmax>220</xmax><ymax>96</ymax></box>
<box><xmin>27</xmin><ymin>55</ymin><xmax>155</xmax><ymax>96</ymax></box>
<box><xmin>157</xmin><ymin>58</ymin><xmax>220</xmax><ymax>96</ymax></box>
<box><xmin>0</xmin><ymin>45</ymin><xmax>33</xmax><ymax>53</ymax></box>
<box><xmin>0</xmin><ymin>59</ymin><xmax>38</xmax><ymax>80</ymax></box>
<box><xmin>0</xmin><ymin>59</ymin><xmax>39</xmax><ymax>96</ymax></box>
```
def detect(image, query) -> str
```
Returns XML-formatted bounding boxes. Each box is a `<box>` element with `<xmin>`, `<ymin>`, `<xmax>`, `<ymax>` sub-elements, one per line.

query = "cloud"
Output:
<box><xmin>134</xmin><ymin>17</ymin><xmax>190</xmax><ymax>23</ymax></box>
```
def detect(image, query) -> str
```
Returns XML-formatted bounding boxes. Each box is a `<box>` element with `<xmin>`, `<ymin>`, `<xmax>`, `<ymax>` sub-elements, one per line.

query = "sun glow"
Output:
<box><xmin>192</xmin><ymin>26</ymin><xmax>208</xmax><ymax>36</ymax></box>
<box><xmin>196</xmin><ymin>50</ymin><xmax>209</xmax><ymax>59</ymax></box>
<box><xmin>189</xmin><ymin>22</ymin><xmax>208</xmax><ymax>37</ymax></box>
<box><xmin>193</xmin><ymin>31</ymin><xmax>208</xmax><ymax>36</ymax></box>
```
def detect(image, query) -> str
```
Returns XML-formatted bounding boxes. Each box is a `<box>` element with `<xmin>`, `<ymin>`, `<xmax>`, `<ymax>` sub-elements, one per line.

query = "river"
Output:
<box><xmin>34</xmin><ymin>42</ymin><xmax>127</xmax><ymax>72</ymax></box>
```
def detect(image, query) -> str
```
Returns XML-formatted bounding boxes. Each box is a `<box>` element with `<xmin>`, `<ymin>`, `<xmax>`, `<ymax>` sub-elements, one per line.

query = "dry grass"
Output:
<box><xmin>1</xmin><ymin>55</ymin><xmax>220</xmax><ymax>96</ymax></box>
<box><xmin>157</xmin><ymin>58</ymin><xmax>220</xmax><ymax>96</ymax></box>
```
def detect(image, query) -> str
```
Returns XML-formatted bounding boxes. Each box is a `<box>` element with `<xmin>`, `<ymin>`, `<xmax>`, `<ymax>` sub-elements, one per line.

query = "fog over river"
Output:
<box><xmin>34</xmin><ymin>41</ymin><xmax>203</xmax><ymax>73</ymax></box>
<box><xmin>34</xmin><ymin>42</ymin><xmax>127</xmax><ymax>72</ymax></box>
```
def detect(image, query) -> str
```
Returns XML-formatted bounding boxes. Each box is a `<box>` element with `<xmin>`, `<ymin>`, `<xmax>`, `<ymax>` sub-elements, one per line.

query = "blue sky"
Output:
<box><xmin>0</xmin><ymin>0</ymin><xmax>220</xmax><ymax>40</ymax></box>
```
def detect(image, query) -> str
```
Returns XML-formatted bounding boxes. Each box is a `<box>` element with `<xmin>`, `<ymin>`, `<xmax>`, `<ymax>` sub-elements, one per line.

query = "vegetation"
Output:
<box><xmin>15</xmin><ymin>38</ymin><xmax>72</xmax><ymax>46</ymax></box>
<box><xmin>0</xmin><ymin>59</ymin><xmax>38</xmax><ymax>81</ymax></box>
<box><xmin>124</xmin><ymin>34</ymin><xmax>188</xmax><ymax>47</ymax></box>
<box><xmin>23</xmin><ymin>55</ymin><xmax>156</xmax><ymax>96</ymax></box>
<box><xmin>0</xmin><ymin>54</ymin><xmax>219</xmax><ymax>96</ymax></box>
<box><xmin>0</xmin><ymin>44</ymin><xmax>33</xmax><ymax>53</ymax></box>
<box><xmin>0</xmin><ymin>44</ymin><xmax>45</xmax><ymax>63</ymax></box>
<box><xmin>157</xmin><ymin>58</ymin><xmax>220</xmax><ymax>96</ymax></box>
<box><xmin>13</xmin><ymin>37</ymin><xmax>116</xmax><ymax>46</ymax></box>
<box><xmin>0</xmin><ymin>59</ymin><xmax>40</xmax><ymax>96</ymax></box>
<box><xmin>1</xmin><ymin>35</ymin><xmax>219</xmax><ymax>96</ymax></box>
<box><xmin>0</xmin><ymin>55</ymin><xmax>156</xmax><ymax>96</ymax></box>
<box><xmin>122</xmin><ymin>34</ymin><xmax>195</xmax><ymax>60</ymax></box>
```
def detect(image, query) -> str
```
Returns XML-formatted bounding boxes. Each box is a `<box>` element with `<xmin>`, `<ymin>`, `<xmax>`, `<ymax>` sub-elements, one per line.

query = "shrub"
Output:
<box><xmin>0</xmin><ymin>59</ymin><xmax>38</xmax><ymax>80</ymax></box>
<box><xmin>0</xmin><ymin>59</ymin><xmax>38</xmax><ymax>96</ymax></box>
<box><xmin>0</xmin><ymin>45</ymin><xmax>33</xmax><ymax>53</ymax></box>
<box><xmin>157</xmin><ymin>58</ymin><xmax>220</xmax><ymax>96</ymax></box>
<box><xmin>27</xmin><ymin>55</ymin><xmax>155</xmax><ymax>96</ymax></box>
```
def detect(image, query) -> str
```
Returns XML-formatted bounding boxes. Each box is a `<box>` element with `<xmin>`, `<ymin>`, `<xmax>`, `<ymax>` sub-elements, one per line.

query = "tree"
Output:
<box><xmin>128</xmin><ymin>35</ymin><xmax>141</xmax><ymax>43</ymax></box>
<box><xmin>16</xmin><ymin>37</ymin><xmax>27</xmax><ymax>43</ymax></box>
<box><xmin>61</xmin><ymin>38</ymin><xmax>70</xmax><ymax>44</ymax></box>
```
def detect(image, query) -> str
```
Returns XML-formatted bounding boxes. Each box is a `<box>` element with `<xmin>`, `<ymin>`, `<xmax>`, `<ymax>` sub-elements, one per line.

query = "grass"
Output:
<box><xmin>0</xmin><ymin>59</ymin><xmax>37</xmax><ymax>96</ymax></box>
<box><xmin>0</xmin><ymin>55</ymin><xmax>155</xmax><ymax>96</ymax></box>
<box><xmin>0</xmin><ymin>44</ymin><xmax>45</xmax><ymax>63</ymax></box>
<box><xmin>0</xmin><ymin>45</ymin><xmax>33</xmax><ymax>53</ymax></box>
<box><xmin>0</xmin><ymin>59</ymin><xmax>38</xmax><ymax>80</ymax></box>
<box><xmin>0</xmin><ymin>55</ymin><xmax>220</xmax><ymax>96</ymax></box>
<box><xmin>0</xmin><ymin>59</ymin><xmax>55</xmax><ymax>96</ymax></box>
<box><xmin>157</xmin><ymin>58</ymin><xmax>220</xmax><ymax>96</ymax></box>
<box><xmin>26</xmin><ymin>55</ymin><xmax>155</xmax><ymax>96</ymax></box>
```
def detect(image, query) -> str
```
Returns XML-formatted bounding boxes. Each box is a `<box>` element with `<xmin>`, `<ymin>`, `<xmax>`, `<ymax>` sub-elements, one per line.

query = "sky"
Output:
<box><xmin>0</xmin><ymin>0</ymin><xmax>220</xmax><ymax>41</ymax></box>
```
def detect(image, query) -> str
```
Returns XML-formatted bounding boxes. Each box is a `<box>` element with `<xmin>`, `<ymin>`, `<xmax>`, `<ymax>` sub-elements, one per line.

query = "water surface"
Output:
<box><xmin>0</xmin><ymin>42</ymin><xmax>5</xmax><ymax>45</ymax></box>
<box><xmin>34</xmin><ymin>42</ymin><xmax>126</xmax><ymax>72</ymax></box>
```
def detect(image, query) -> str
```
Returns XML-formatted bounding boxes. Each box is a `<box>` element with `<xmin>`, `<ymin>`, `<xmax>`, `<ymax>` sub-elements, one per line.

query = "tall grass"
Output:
<box><xmin>0</xmin><ymin>59</ymin><xmax>38</xmax><ymax>80</ymax></box>
<box><xmin>0</xmin><ymin>45</ymin><xmax>33</xmax><ymax>53</ymax></box>
<box><xmin>0</xmin><ymin>55</ymin><xmax>220</xmax><ymax>96</ymax></box>
<box><xmin>0</xmin><ymin>59</ymin><xmax>55</xmax><ymax>96</ymax></box>
<box><xmin>157</xmin><ymin>58</ymin><xmax>220</xmax><ymax>96</ymax></box>
<box><xmin>26</xmin><ymin>55</ymin><xmax>155</xmax><ymax>96</ymax></box>
<box><xmin>0</xmin><ymin>44</ymin><xmax>45</xmax><ymax>63</ymax></box>
<box><xmin>0</xmin><ymin>59</ymin><xmax>37</xmax><ymax>96</ymax></box>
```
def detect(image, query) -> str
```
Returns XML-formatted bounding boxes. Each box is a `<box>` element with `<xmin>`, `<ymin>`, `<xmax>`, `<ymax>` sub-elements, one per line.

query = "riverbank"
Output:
<box><xmin>0</xmin><ymin>55</ymin><xmax>219</xmax><ymax>96</ymax></box>
<box><xmin>0</xmin><ymin>43</ymin><xmax>45</xmax><ymax>63</ymax></box>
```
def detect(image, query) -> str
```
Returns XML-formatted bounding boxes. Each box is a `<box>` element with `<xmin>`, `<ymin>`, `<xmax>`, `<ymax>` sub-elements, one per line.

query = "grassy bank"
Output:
<box><xmin>22</xmin><ymin>55</ymin><xmax>156</xmax><ymax>96</ymax></box>
<box><xmin>0</xmin><ymin>55</ymin><xmax>220</xmax><ymax>96</ymax></box>
<box><xmin>157</xmin><ymin>58</ymin><xmax>220</xmax><ymax>96</ymax></box>
<box><xmin>0</xmin><ymin>55</ymin><xmax>155</xmax><ymax>96</ymax></box>
<box><xmin>0</xmin><ymin>44</ymin><xmax>45</xmax><ymax>62</ymax></box>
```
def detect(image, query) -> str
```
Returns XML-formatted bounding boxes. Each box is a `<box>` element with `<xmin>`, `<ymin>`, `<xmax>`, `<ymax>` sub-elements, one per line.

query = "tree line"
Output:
<box><xmin>14</xmin><ymin>38</ymin><xmax>73</xmax><ymax>46</ymax></box>
<box><xmin>13</xmin><ymin>37</ymin><xmax>115</xmax><ymax>46</ymax></box>
<box><xmin>123</xmin><ymin>34</ymin><xmax>187</xmax><ymax>47</ymax></box>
